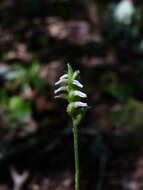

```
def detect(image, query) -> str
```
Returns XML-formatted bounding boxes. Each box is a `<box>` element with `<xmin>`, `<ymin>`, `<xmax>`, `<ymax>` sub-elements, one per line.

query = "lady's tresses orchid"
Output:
<box><xmin>54</xmin><ymin>64</ymin><xmax>87</xmax><ymax>126</ymax></box>
<box><xmin>54</xmin><ymin>64</ymin><xmax>87</xmax><ymax>190</ymax></box>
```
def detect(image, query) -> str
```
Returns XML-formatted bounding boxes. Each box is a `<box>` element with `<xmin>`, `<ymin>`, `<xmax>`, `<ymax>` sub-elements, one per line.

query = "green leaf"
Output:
<box><xmin>67</xmin><ymin>63</ymin><xmax>74</xmax><ymax>79</ymax></box>
<box><xmin>9</xmin><ymin>96</ymin><xmax>31</xmax><ymax>119</ymax></box>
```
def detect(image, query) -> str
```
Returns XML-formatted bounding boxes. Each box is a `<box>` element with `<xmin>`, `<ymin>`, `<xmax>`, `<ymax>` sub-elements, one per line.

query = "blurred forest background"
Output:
<box><xmin>1</xmin><ymin>0</ymin><xmax>143</xmax><ymax>189</ymax></box>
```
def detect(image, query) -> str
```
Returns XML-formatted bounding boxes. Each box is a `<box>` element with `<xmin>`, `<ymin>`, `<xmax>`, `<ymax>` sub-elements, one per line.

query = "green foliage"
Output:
<box><xmin>9</xmin><ymin>96</ymin><xmax>31</xmax><ymax>119</ymax></box>
<box><xmin>0</xmin><ymin>61</ymin><xmax>47</xmax><ymax>130</ymax></box>
<box><xmin>110</xmin><ymin>99</ymin><xmax>143</xmax><ymax>134</ymax></box>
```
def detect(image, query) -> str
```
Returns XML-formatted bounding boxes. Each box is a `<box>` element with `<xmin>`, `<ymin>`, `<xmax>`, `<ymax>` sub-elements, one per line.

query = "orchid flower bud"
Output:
<box><xmin>55</xmin><ymin>78</ymin><xmax>68</xmax><ymax>85</ymax></box>
<box><xmin>73</xmin><ymin>80</ymin><xmax>83</xmax><ymax>88</ymax></box>
<box><xmin>54</xmin><ymin>86</ymin><xmax>67</xmax><ymax>94</ymax></box>
<box><xmin>69</xmin><ymin>90</ymin><xmax>87</xmax><ymax>99</ymax></box>
<box><xmin>54</xmin><ymin>64</ymin><xmax>87</xmax><ymax>126</ymax></box>
<box><xmin>60</xmin><ymin>74</ymin><xmax>68</xmax><ymax>80</ymax></box>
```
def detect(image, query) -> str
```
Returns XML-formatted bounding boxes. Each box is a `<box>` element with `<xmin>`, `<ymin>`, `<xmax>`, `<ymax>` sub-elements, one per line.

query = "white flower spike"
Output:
<box><xmin>54</xmin><ymin>64</ymin><xmax>88</xmax><ymax>190</ymax></box>
<box><xmin>54</xmin><ymin>63</ymin><xmax>87</xmax><ymax>126</ymax></box>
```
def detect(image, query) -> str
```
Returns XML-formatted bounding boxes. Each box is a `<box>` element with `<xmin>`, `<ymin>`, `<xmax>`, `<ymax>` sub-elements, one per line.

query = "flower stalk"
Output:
<box><xmin>73</xmin><ymin>120</ymin><xmax>80</xmax><ymax>190</ymax></box>
<box><xmin>54</xmin><ymin>63</ymin><xmax>87</xmax><ymax>190</ymax></box>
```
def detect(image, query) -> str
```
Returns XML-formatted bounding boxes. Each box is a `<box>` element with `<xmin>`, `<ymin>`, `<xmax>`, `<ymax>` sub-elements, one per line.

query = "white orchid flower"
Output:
<box><xmin>70</xmin><ymin>90</ymin><xmax>87</xmax><ymax>98</ymax></box>
<box><xmin>55</xmin><ymin>78</ymin><xmax>68</xmax><ymax>85</ymax></box>
<box><xmin>60</xmin><ymin>74</ymin><xmax>68</xmax><ymax>80</ymax></box>
<box><xmin>73</xmin><ymin>80</ymin><xmax>83</xmax><ymax>88</ymax></box>
<box><xmin>73</xmin><ymin>102</ymin><xmax>88</xmax><ymax>108</ymax></box>
<box><xmin>54</xmin><ymin>86</ymin><xmax>67</xmax><ymax>94</ymax></box>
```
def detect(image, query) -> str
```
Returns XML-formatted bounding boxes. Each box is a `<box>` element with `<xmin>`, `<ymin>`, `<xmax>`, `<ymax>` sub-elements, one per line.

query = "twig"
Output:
<box><xmin>10</xmin><ymin>167</ymin><xmax>29</xmax><ymax>190</ymax></box>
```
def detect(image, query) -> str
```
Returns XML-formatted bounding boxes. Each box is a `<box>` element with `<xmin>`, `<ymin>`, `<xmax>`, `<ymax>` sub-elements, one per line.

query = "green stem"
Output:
<box><xmin>73</xmin><ymin>120</ymin><xmax>80</xmax><ymax>190</ymax></box>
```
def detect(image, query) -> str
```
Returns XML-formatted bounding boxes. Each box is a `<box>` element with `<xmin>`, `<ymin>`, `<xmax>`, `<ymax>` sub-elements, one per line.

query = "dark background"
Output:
<box><xmin>0</xmin><ymin>0</ymin><xmax>143</xmax><ymax>189</ymax></box>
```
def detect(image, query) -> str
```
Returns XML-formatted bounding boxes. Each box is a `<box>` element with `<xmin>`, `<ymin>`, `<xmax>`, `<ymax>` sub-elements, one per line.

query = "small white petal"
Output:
<box><xmin>60</xmin><ymin>74</ymin><xmax>68</xmax><ymax>80</ymax></box>
<box><xmin>73</xmin><ymin>70</ymin><xmax>80</xmax><ymax>79</ymax></box>
<box><xmin>73</xmin><ymin>90</ymin><xmax>87</xmax><ymax>98</ymax></box>
<box><xmin>54</xmin><ymin>94</ymin><xmax>65</xmax><ymax>99</ymax></box>
<box><xmin>74</xmin><ymin>101</ymin><xmax>88</xmax><ymax>108</ymax></box>
<box><xmin>54</xmin><ymin>86</ymin><xmax>67</xmax><ymax>94</ymax></box>
<box><xmin>73</xmin><ymin>80</ymin><xmax>83</xmax><ymax>88</ymax></box>
<box><xmin>55</xmin><ymin>78</ymin><xmax>67</xmax><ymax>85</ymax></box>
<box><xmin>55</xmin><ymin>80</ymin><xmax>60</xmax><ymax>85</ymax></box>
